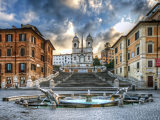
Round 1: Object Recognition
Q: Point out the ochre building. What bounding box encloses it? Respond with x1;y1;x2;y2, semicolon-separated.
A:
0;24;55;88
112;3;160;88
101;48;114;65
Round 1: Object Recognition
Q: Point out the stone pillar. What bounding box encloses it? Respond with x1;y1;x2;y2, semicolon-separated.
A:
26;76;33;88
1;80;6;89
114;79;119;87
35;80;40;88
50;79;55;88
13;75;18;88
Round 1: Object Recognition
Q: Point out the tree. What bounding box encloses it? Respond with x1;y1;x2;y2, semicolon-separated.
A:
104;42;111;64
93;58;100;66
105;59;114;70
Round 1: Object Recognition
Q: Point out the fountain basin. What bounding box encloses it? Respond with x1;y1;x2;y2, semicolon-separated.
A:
59;98;117;108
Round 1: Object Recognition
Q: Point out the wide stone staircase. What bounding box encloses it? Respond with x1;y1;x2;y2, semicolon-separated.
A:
55;73;112;87
40;72;71;87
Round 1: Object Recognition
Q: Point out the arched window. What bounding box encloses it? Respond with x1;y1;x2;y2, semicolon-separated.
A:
20;48;25;56
74;43;77;48
88;42;91;46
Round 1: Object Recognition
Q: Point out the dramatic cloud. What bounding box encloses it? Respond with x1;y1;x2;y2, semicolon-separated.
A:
0;0;158;56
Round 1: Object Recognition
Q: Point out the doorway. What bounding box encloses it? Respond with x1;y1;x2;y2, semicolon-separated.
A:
148;76;153;87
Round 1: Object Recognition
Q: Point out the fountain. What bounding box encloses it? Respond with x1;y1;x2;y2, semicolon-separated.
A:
3;87;154;108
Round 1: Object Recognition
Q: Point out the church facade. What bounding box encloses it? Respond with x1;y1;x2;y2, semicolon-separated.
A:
53;34;106;73
72;34;93;65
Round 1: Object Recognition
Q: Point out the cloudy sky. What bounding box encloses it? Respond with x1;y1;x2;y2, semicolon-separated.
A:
0;0;158;57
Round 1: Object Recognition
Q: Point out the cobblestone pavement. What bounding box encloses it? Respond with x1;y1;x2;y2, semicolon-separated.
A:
0;89;160;120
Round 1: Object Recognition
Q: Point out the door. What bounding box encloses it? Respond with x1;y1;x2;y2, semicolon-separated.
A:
148;76;153;87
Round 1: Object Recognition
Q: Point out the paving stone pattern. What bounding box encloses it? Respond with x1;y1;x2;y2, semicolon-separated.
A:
0;90;160;120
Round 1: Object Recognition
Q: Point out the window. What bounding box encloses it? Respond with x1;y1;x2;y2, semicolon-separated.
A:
148;27;152;36
115;47;118;54
19;63;26;73
5;63;12;73
128;51;130;60
31;64;36;71
6;34;12;42
74;57;76;60
120;43;122;50
128;66;130;72
20;48;25;56
148;61;153;67
31;36;36;44
132;52;135;58
148;43;153;53
135;31;139;40
137;62;140;69
0;49;1;56
136;46;140;55
128;39;130;46
88;42;91;47
19;34;26;41
120;54;122;62
120;67;122;73
32;50;35;57
7;49;11;56
20;77;25;85
6;77;11;84
116;56;118;64
41;55;44;62
0;34;1;42
74;43;76;48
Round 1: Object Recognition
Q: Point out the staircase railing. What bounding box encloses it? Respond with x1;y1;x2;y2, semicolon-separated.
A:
108;71;146;89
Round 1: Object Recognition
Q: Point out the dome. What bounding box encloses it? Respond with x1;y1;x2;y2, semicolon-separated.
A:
86;34;93;41
73;34;79;41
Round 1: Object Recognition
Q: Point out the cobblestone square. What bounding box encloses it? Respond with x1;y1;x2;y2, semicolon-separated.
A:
0;90;160;120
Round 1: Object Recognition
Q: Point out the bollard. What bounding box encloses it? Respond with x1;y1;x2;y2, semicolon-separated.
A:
132;84;136;91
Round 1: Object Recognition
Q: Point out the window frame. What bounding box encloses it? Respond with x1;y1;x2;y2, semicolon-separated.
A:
6;34;12;42
147;42;154;53
19;63;26;73
7;48;12;56
148;27;153;36
135;31;139;41
19;34;26;41
5;63;12;73
136;45;140;56
148;60;153;67
20;48;25;56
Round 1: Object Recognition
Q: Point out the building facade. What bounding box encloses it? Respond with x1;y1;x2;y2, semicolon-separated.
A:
72;34;93;64
0;24;55;88
53;54;72;66
112;3;160;88
101;48;114;65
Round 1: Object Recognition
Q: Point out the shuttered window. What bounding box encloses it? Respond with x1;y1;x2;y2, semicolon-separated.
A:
19;63;26;73
19;34;26;41
20;48;25;56
5;63;12;73
6;34;12;42
7;49;11;56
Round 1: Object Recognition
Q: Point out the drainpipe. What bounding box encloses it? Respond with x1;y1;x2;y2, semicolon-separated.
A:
14;31;17;75
44;42;46;78
156;22;159;89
